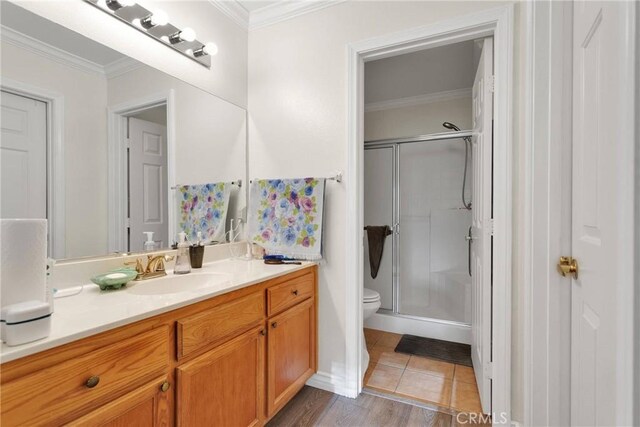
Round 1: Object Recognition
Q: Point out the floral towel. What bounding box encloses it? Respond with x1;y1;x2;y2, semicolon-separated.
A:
249;178;325;260
177;182;231;244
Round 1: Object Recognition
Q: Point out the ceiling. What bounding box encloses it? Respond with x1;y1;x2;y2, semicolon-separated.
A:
364;40;477;105
1;1;127;67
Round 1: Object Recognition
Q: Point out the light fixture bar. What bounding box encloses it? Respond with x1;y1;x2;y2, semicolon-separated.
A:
83;0;212;68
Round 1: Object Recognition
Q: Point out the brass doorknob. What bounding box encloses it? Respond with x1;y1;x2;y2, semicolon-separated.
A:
85;375;100;388
271;322;278;328
160;381;170;392
557;256;578;279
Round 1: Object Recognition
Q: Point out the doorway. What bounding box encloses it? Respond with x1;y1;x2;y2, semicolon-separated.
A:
346;5;514;421
0;82;65;259
361;36;493;415
126;105;168;252
107;90;175;254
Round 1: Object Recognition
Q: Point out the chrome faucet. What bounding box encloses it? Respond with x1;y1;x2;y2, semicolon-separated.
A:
125;254;175;280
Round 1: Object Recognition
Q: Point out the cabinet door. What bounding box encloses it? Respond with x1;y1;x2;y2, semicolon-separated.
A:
176;326;265;427
267;298;316;416
68;376;171;427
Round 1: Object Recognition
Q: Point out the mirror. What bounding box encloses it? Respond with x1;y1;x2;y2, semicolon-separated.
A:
0;1;247;260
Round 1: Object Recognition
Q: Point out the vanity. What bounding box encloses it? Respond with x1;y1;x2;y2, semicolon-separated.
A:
0;260;317;426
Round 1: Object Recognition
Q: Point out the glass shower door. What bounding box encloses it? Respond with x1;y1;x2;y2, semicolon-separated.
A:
397;140;472;324
363;146;394;310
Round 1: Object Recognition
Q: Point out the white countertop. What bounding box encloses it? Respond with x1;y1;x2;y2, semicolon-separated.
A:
1;258;314;364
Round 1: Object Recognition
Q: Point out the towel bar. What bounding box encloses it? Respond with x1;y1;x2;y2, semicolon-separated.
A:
170;180;242;190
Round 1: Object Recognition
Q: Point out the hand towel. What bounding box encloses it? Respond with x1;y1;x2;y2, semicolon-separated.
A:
249;178;326;260
177;182;231;243
365;225;392;279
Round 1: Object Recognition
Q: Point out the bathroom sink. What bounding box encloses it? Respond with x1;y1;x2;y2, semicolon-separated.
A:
126;272;232;295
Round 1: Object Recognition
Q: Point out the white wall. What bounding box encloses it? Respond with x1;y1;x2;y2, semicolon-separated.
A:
1;41;109;258
365;97;472;141
12;0;248;108
248;1;526;421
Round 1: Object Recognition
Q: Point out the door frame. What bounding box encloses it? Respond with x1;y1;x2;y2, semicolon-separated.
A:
524;1;638;425
107;90;175;253
0;77;66;259
345;4;514;420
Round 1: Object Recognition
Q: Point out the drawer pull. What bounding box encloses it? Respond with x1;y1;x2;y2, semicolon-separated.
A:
85;375;100;389
271;321;278;329
292;289;299;296
160;381;171;392
260;329;266;336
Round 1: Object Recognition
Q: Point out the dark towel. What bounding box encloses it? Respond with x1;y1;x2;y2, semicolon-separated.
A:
365;225;392;279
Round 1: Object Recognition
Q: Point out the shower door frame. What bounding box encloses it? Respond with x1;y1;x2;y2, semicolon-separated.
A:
365;131;474;323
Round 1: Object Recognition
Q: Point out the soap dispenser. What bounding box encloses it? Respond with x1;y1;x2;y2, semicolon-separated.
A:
143;232;156;252
174;232;191;274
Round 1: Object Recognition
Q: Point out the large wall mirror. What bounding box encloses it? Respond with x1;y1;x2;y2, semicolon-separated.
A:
0;1;247;260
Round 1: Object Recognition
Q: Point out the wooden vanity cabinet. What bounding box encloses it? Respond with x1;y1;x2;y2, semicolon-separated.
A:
267;297;316;417
67;376;171;427
0;265;317;427
176;326;266;427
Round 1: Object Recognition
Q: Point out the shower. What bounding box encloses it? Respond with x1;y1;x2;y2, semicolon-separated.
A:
442;122;472;210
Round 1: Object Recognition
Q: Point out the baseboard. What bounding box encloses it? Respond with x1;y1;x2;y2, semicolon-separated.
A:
306;371;355;397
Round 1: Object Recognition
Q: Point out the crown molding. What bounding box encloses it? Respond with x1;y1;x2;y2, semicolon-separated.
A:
1;25;144;79
207;0;250;30
1;25;105;76
364;87;472;113
104;56;144;79
249;0;347;30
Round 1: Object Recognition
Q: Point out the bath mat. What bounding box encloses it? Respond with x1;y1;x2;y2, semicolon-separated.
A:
394;334;472;366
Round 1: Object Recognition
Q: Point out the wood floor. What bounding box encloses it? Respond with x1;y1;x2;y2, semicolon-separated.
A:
266;386;490;427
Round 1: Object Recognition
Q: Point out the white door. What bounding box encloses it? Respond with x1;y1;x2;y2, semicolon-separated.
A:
0;90;47;220
570;2;634;425
470;37;493;414
128;117;168;252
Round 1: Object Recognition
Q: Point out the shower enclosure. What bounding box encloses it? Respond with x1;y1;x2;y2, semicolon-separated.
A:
363;130;473;328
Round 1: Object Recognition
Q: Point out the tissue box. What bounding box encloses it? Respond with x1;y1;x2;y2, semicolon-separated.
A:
0;300;51;346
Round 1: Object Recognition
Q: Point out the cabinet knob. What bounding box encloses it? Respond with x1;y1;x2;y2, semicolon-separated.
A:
292;289;299;296
160;381;171;392
85;375;100;389
260;329;266;336
271;321;278;328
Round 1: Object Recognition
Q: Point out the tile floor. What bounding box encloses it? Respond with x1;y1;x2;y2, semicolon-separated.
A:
364;328;483;415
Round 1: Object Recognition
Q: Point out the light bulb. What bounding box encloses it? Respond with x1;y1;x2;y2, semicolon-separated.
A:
180;27;196;42
151;10;169;26
203;42;218;56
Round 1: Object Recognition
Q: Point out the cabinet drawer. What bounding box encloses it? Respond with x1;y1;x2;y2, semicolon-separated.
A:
1;327;169;427
177;291;265;359
267;273;314;316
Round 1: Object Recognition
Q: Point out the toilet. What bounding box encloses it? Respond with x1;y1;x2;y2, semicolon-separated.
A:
362;288;381;378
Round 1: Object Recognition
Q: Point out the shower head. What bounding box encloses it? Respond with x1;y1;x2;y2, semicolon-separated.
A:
442;121;461;132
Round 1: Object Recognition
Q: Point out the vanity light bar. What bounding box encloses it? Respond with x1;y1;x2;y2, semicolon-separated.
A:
83;0;214;68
